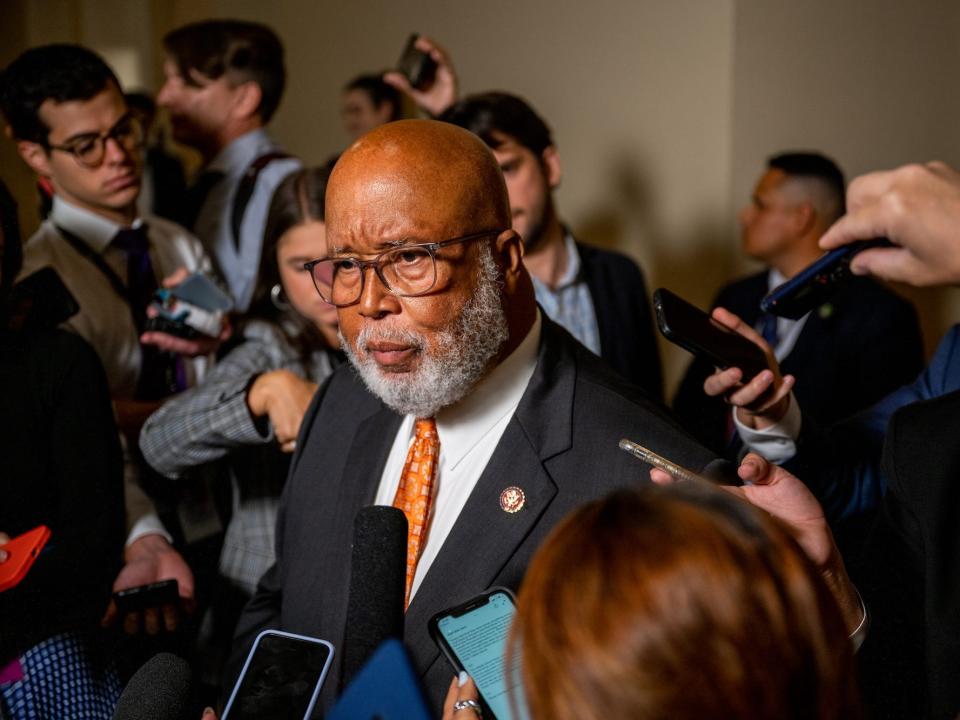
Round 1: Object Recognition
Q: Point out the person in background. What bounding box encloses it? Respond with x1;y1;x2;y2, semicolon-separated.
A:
442;92;663;398
125;91;186;222
158;19;302;312
0;43;224;638
673;152;922;456
139;164;342;685
0;178;125;719
341;73;404;139
702;160;960;717
444;458;864;720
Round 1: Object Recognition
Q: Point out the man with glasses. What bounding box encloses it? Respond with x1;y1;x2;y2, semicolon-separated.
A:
0;44;217;636
228;119;729;713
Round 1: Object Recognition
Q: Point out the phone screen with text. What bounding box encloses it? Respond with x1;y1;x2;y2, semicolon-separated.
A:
437;591;529;720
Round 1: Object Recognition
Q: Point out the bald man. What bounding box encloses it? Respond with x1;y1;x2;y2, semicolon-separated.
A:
228;120;727;711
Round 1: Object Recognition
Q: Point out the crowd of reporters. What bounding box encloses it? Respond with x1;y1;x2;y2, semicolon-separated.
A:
1;17;958;720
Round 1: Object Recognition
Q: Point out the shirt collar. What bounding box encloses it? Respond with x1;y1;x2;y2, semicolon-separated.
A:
435;310;542;471
767;268;787;292
207;128;274;175
553;230;582;290
50;195;144;254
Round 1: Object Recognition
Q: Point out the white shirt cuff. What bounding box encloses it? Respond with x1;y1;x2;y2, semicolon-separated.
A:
126;513;174;547
849;586;870;653
733;392;802;463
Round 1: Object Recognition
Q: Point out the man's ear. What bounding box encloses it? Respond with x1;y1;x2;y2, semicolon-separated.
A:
493;229;525;294
231;81;263;122
17;140;52;178
792;202;817;237
541;145;562;190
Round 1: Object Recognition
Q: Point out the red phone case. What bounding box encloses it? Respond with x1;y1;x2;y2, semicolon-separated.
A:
0;525;51;592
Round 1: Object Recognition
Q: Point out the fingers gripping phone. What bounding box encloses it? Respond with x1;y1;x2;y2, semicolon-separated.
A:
0;525;51;592
112;579;180;614
761;238;894;319
429;588;529;720
396;33;437;90
222;629;334;720
653;288;770;380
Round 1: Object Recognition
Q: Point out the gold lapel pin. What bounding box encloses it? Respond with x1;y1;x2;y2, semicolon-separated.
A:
499;486;526;513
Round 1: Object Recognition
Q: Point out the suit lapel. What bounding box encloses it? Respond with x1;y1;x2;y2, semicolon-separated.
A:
403;317;574;672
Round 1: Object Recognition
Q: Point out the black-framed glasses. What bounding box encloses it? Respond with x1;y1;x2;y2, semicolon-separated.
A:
47;113;145;168
304;230;503;307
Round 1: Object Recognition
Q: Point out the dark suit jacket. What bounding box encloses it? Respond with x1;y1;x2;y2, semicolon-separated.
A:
673;271;923;456
229;317;726;713
857;390;960;719
577;242;664;401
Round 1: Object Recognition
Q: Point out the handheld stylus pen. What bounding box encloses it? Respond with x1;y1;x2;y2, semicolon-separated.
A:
618;438;701;483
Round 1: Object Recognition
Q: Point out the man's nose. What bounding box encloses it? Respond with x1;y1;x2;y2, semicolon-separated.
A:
104;135;133;165
156;81;174;108
357;266;400;318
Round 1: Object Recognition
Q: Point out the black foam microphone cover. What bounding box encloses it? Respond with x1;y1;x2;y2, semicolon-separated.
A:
340;505;408;688
112;652;193;720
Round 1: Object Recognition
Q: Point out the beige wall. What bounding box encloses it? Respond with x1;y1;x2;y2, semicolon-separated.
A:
3;0;958;393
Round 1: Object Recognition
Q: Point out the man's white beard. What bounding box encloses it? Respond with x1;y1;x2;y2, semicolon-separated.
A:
340;244;510;418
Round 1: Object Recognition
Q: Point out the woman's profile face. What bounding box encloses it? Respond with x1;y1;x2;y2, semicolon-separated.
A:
276;220;339;334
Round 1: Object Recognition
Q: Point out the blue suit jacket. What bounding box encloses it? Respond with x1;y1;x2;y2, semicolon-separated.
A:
790;324;960;521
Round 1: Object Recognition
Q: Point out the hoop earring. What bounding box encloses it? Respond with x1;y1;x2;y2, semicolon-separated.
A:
270;283;290;310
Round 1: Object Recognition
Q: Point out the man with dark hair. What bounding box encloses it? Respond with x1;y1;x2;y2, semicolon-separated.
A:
0;43;218;633
158;20;301;311
441;92;663;399
341;73;404;139
673;151;923;456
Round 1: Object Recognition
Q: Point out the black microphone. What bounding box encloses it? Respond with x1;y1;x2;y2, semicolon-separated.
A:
340;505;408;689
112;652;193;720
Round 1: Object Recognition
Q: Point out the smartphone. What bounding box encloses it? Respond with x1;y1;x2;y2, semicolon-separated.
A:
147;272;232;338
429;588;529;720
653;288;769;380
760;238;894;319
113;579;180;614
222;629;335;720
5;267;79;332
0;525;51;592
397;33;437;90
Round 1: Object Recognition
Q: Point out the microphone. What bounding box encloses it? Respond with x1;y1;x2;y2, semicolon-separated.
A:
112;652;193;720
340;505;408;689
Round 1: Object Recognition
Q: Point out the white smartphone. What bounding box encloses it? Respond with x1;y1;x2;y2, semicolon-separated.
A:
222;629;335;720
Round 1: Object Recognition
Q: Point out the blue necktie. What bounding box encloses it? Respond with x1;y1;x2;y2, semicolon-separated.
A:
759;312;779;349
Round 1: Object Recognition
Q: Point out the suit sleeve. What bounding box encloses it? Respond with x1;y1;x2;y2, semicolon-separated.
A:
224;373;330;687
139;336;282;479
787;325;960;522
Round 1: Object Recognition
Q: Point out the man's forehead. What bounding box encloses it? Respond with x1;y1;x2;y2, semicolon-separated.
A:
39;85;126;140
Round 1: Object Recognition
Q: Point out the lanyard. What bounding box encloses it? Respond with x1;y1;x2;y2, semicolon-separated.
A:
56;225;138;306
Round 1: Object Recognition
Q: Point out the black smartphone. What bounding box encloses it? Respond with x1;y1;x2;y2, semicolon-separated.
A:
113;579;179;614
5;266;79;331
653;288;769;380
428;587;529;720
222;629;334;720
396;33;437;90
760;238;893;319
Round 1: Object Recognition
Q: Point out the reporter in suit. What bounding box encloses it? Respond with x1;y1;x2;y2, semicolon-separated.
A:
674;152;922;455
227;120;728;713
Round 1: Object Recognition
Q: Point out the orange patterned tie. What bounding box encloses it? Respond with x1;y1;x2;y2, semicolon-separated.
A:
392;417;440;607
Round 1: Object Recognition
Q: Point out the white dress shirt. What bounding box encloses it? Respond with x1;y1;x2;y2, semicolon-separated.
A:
374;312;542;601
193;128;301;312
